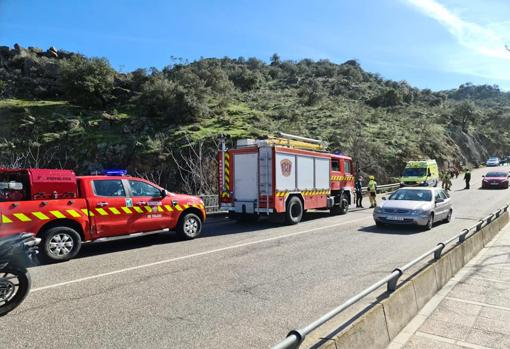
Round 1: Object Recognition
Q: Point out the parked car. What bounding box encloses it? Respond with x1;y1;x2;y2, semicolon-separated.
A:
482;171;510;189
0;168;206;262
486;157;501;167
373;187;452;230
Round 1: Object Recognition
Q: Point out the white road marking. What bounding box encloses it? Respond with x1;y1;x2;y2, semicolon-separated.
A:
32;216;369;292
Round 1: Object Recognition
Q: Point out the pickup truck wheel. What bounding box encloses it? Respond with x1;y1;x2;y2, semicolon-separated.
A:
177;213;202;240
285;196;303;225
40;227;81;263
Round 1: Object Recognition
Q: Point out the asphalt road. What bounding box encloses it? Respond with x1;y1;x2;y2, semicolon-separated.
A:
1;167;509;349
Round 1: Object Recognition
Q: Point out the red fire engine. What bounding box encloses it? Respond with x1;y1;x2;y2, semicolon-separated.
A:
0;168;206;262
218;133;355;224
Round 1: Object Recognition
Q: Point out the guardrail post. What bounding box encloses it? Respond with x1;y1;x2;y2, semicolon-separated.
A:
434;243;445;260
458;229;469;243
387;268;403;293
286;330;304;349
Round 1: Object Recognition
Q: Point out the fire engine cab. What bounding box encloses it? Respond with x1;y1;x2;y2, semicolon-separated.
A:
0;168;206;262
218;133;354;224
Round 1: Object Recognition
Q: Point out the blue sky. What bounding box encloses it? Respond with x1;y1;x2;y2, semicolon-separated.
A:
1;0;510;90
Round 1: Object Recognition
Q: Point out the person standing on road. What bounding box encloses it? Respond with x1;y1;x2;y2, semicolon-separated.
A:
368;175;378;208
464;168;471;189
355;175;363;208
441;171;446;189
444;172;452;191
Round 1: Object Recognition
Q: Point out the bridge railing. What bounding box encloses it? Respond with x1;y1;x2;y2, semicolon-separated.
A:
272;203;510;349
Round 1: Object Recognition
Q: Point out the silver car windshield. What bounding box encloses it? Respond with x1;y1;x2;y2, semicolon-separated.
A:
389;189;432;201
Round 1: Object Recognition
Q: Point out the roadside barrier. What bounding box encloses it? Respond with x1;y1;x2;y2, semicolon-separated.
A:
272;204;510;349
200;195;222;213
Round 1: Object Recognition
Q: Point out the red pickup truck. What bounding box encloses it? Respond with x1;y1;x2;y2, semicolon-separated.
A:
0;168;206;262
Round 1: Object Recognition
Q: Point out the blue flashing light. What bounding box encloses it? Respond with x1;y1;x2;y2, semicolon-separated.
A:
103;169;128;176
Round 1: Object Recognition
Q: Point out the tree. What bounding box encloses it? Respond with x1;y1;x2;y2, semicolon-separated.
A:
58;55;115;107
298;79;325;106
138;76;208;123
270;53;281;66
449;101;480;131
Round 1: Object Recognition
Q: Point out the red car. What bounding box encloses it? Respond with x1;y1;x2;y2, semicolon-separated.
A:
482;171;509;189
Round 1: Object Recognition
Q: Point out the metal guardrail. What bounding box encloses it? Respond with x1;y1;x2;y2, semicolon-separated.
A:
200;195;222;213
272;203;510;349
362;183;400;194
200;183;401;214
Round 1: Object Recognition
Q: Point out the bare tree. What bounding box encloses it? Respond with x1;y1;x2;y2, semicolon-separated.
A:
169;135;219;195
0;139;69;169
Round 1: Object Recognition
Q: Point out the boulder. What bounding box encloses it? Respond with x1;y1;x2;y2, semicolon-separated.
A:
48;46;58;58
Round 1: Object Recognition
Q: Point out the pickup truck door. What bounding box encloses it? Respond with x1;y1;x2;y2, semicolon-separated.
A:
88;179;132;237
126;179;174;233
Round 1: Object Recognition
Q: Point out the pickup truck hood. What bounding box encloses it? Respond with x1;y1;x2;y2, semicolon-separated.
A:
170;193;203;205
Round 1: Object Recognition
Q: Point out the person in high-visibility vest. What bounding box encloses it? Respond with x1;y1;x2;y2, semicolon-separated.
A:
368;175;378;208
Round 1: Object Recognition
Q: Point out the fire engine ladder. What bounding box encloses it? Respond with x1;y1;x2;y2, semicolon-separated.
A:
266;132;328;151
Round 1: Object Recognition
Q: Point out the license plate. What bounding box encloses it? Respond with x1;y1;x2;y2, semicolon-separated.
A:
386;216;404;221
491;183;499;185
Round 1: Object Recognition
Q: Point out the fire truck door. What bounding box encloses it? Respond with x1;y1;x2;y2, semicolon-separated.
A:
126;179;173;233
88;179;132;237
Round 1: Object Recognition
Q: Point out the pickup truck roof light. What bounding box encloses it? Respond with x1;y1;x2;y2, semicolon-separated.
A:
103;169;128;176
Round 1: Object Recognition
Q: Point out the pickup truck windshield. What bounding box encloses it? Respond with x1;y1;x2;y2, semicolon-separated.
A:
402;168;427;177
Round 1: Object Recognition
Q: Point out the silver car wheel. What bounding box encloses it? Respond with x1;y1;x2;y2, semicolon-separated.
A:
48;233;74;257
184;217;199;237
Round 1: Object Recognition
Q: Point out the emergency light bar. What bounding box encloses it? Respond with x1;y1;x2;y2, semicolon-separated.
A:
103;169;128;176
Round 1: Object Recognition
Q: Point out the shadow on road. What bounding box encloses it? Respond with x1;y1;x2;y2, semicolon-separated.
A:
358;224;424;235
72;210;350;260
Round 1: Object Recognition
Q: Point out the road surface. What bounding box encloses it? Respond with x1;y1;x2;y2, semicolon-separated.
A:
1;167;509;349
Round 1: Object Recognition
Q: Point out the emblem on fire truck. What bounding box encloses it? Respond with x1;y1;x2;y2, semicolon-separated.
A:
280;159;292;177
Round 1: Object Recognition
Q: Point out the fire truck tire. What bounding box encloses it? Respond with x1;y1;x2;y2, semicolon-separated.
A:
176;213;202;240
40;227;82;263
285;196;303;225
331;194;349;215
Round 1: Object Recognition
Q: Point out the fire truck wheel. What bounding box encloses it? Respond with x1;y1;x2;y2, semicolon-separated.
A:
177;213;202;240
285;196;303;225
40;227;82;262
331;194;349;215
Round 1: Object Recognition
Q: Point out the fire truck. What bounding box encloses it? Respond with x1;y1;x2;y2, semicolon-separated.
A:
0;168;206;262
218;133;355;224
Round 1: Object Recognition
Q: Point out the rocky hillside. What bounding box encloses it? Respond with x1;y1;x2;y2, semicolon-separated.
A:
1;44;509;193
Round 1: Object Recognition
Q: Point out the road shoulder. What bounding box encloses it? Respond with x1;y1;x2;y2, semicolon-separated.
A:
388;220;510;349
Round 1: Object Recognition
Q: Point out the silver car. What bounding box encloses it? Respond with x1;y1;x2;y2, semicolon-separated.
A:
373;187;452;230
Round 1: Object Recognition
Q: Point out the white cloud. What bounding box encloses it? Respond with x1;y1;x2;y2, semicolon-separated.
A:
406;0;510;60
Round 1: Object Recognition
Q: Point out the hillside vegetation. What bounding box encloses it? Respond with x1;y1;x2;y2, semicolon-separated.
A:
1;44;510;193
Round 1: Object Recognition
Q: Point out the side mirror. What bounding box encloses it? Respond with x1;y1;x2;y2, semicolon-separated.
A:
382;197;387;200
435;198;444;204
482;175;485;178
160;189;167;198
